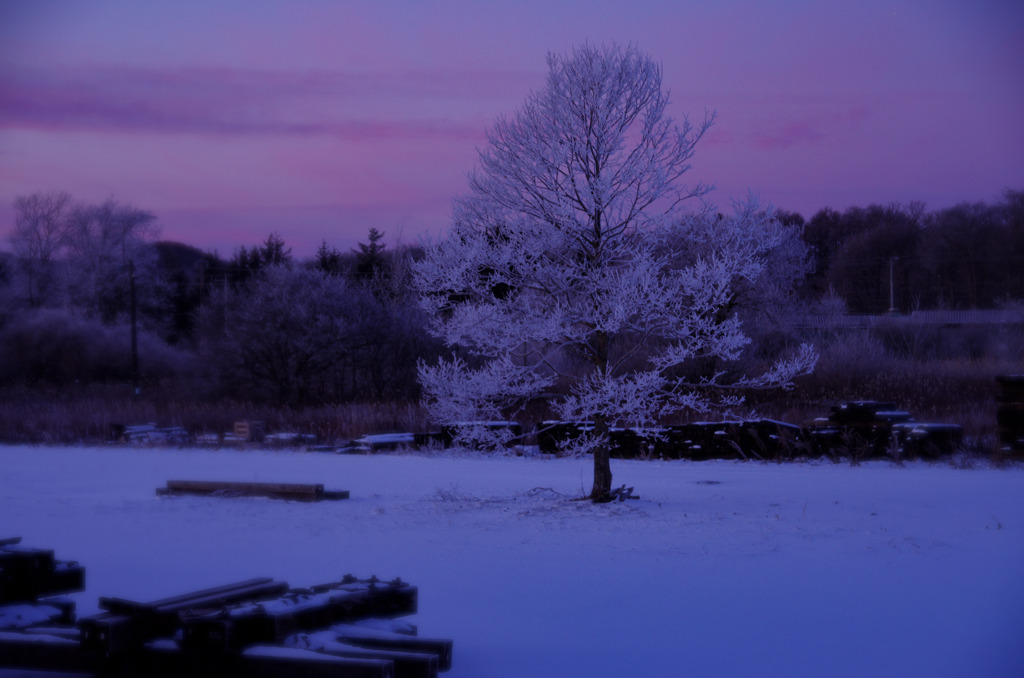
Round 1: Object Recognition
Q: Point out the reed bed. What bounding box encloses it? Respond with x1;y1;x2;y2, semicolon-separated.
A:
0;354;1013;454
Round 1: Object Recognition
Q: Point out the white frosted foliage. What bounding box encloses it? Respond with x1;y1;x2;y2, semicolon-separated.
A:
414;44;816;495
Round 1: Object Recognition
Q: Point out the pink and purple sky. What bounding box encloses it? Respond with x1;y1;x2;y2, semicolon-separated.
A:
2;0;1022;256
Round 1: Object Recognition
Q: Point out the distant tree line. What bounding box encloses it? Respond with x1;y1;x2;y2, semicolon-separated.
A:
792;189;1024;313
0;192;440;404
1;189;1021;405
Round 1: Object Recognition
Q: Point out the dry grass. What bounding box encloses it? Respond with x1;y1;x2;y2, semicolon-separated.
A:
749;357;1006;448
0;383;430;445
0;356;1014;455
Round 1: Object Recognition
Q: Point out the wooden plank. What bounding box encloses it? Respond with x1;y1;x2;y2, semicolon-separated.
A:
1;561;84;603
241;645;394;678
0;542;81;603
154;580;291;614
0;546;55;575
165;480;321;495
0;600;76;630
158;480;348;502
181;579;417;654
0;631;91;673
46;562;86;598
288;634;437;678
234;420;266;442
19;625;81;641
84;579;290;657
136;641;397;678
99;577;286;615
78;614;138;657
4;574;449;678
331;625;452;672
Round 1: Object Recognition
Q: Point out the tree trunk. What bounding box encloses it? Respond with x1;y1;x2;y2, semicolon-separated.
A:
589;414;612;501
589;329;613;502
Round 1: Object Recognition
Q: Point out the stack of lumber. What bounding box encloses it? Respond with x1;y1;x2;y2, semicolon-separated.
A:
1;539;452;678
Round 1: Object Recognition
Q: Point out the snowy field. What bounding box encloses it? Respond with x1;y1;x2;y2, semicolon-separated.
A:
2;445;1024;677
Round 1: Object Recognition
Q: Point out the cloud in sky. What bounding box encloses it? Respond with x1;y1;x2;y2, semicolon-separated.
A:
1;0;1022;255
1;66;495;141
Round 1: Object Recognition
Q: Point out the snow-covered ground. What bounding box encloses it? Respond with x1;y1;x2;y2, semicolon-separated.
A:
2;445;1023;677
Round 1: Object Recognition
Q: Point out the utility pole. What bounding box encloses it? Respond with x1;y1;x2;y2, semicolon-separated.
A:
888;256;899;315
129;259;140;400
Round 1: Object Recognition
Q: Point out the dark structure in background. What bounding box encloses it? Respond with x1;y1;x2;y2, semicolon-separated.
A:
996;376;1024;453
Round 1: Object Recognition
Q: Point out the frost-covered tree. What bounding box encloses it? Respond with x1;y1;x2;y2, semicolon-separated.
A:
414;43;816;500
8;191;75;308
64;198;162;324
199;266;352;405
198;265;435;405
